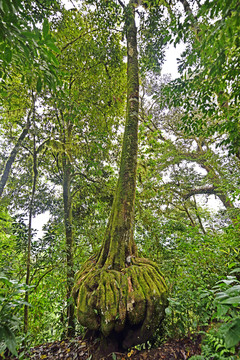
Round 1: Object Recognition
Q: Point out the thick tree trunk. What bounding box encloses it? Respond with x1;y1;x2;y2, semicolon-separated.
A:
0;116;31;199
62;128;75;338
72;1;168;351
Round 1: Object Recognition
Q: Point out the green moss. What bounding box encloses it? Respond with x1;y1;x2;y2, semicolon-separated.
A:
73;260;168;345
101;274;116;336
126;266;146;325
115;272;127;332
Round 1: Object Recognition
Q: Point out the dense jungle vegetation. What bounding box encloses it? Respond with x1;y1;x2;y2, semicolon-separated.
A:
0;0;239;359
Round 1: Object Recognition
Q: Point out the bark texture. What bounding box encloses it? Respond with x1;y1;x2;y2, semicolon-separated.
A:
24;127;37;334
73;1;168;349
0;115;31;199
62;121;75;337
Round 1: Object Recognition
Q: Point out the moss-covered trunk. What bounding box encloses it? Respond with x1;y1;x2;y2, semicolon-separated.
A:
73;1;168;351
62;122;75;338
97;2;139;270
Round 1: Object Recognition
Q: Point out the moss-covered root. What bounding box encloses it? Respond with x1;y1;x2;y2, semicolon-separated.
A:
122;264;168;348
72;257;168;347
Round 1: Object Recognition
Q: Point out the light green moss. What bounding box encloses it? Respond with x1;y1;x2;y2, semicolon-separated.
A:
73;261;168;342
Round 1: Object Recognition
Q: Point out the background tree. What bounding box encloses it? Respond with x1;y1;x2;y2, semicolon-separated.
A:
0;77;34;199
37;7;126;338
139;74;240;225
162;0;240;159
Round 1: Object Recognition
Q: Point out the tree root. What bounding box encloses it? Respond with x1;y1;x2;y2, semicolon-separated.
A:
72;256;168;348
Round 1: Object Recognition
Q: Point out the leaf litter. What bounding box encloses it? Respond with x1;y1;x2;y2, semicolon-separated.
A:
2;334;202;360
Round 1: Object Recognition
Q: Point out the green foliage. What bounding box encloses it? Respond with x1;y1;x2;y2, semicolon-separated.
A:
0;324;17;357
0;274;31;356
0;0;61;91
211;270;240;350
138;6;169;73
162;267;240;359
200;328;236;359
162;0;240;156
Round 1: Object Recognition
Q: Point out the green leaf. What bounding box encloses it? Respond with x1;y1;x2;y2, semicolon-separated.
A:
43;19;49;39
0;276;13;285
36;77;42;93
12;0;21;12
0;325;17;356
0;342;7;355
42;47;59;66
21;30;39;40
220;296;240;305
14;300;31;306
225;285;240;294
4;47;12;63
46;40;61;54
219;279;236;285
230;268;240;274
18;40;31;58
224;318;240;348
216;304;229;318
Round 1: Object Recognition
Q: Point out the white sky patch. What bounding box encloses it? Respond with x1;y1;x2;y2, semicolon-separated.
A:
63;0;76;10
197;194;225;212
161;43;185;79
32;211;50;238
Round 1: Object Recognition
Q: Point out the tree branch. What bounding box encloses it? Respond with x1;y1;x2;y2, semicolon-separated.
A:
182;186;217;200
193;195;206;234
60;29;99;53
117;0;125;8
182;186;234;209
32;265;59;292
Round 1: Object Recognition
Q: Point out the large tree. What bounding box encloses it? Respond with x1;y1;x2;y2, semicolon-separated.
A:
138;74;240;224
72;0;168;352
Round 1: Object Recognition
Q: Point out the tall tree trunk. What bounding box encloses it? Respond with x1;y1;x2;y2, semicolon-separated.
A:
97;0;139;270
0;114;31;199
62;123;75;338
24;125;37;334
72;1;168;352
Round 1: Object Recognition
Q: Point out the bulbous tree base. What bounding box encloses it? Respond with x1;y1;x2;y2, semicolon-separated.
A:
72;256;168;349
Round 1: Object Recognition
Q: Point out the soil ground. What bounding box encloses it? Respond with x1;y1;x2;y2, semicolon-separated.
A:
11;334;202;360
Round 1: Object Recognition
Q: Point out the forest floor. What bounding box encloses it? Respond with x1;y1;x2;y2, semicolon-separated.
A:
17;334;202;360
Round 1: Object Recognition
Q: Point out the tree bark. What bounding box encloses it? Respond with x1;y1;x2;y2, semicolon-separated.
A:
0;114;31;199
24;124;37;334
62;122;75;338
97;0;139;270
